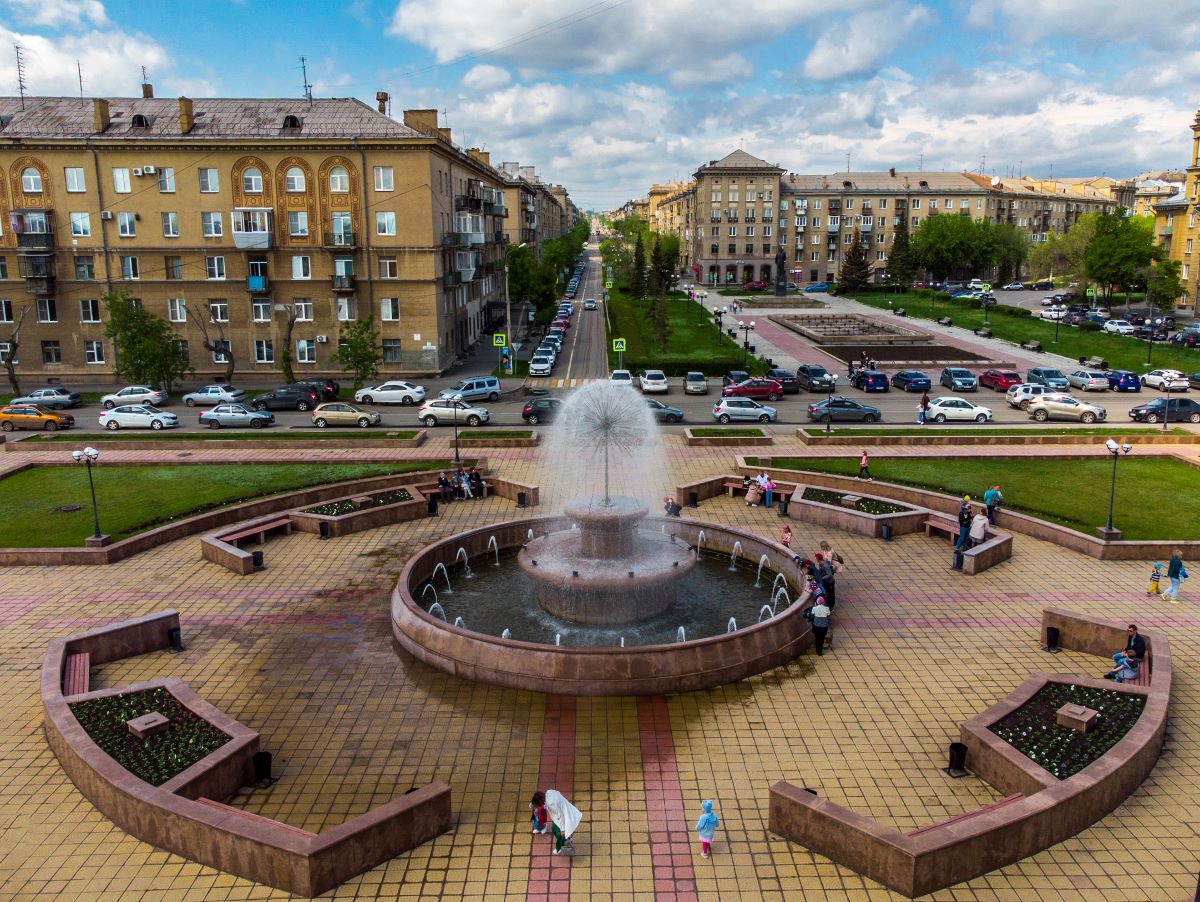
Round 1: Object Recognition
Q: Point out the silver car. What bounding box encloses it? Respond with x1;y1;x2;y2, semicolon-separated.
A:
1066;370;1110;392
98;405;179;430
354;381;426;405
712;398;777;424
416;398;490;427
101;385;168;408
198;403;274;429
182;385;245;406
1027;393;1106;423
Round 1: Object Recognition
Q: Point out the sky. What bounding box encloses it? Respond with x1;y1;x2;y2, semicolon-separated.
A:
3;0;1199;210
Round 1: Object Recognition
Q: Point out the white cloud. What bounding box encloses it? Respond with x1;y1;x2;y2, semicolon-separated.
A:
461;64;512;91
967;0;1200;48
4;0;109;29
667;53;753;88
803;5;933;80
2;24;171;96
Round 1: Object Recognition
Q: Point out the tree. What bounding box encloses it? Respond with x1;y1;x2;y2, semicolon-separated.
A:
837;229;871;293
648;296;670;351
911;213;977;280
630;233;647;299
103;291;191;391
647;238;664;297
885;213;916;291
331;319;382;391
1;302;31;395
1146;258;1183;313
1084;212;1160;299
186;301;236;385
657;233;681;291
1028;212;1099;279
991;224;1029;285
278;305;300;383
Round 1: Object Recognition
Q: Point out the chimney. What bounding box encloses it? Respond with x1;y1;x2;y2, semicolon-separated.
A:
889;167;896;177
402;108;439;136
142;82;154;99
178;97;195;134
92;98;110;133
436;127;452;143
467;148;491;167
375;91;389;114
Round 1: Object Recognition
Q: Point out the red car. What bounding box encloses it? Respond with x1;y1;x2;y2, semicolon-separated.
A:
553;316;571;329
979;369;1023;391
721;378;784;401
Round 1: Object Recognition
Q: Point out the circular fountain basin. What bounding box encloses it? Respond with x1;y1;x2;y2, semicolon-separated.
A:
391;516;813;696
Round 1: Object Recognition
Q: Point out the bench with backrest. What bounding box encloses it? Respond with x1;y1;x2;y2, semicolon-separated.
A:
415;477;489;500
194;797;317;838
924;516;1012;574
924;517;958;540
724;479;800;498
1084;355;1108;369
217;517;293;548
63;652;90;696
905;793;1025;837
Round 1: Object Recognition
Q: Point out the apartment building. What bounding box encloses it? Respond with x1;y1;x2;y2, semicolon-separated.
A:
1151;110;1200;313
498;162;572;257
0;92;562;385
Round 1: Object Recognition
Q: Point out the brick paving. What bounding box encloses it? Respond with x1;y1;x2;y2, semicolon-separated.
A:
1;432;1199;900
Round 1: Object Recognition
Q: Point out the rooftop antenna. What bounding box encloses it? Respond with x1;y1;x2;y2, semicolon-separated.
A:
846;151;851;172
918;152;924;172
14;44;28;110
299;55;313;105
141;65;149;87
76;60;84;103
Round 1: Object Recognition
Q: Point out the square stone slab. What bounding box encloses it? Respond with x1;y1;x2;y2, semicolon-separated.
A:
127;712;169;739
1056;703;1098;733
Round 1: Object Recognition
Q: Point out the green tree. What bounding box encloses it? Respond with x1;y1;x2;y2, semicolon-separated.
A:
630;233;647;299
331;319;382;391
911;213;977;280
1146;258;1183;313
885;212;916;291
991;224;1029;285
1083;212;1160;299
837;229;871;293
103;291;191;390
657;233;681;292
1;302;31;395
1028;212;1098;280
648;238;664;297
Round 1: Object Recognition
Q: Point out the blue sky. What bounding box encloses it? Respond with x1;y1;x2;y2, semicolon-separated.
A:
3;0;1198;209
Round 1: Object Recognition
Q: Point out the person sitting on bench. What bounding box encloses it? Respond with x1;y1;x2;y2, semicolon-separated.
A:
1104;649;1140;683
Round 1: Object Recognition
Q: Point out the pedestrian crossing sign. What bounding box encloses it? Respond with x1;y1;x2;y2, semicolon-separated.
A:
605;280;613;289
493;333;507;347
1086;288;1096;297
981;283;990;292
612;338;626;352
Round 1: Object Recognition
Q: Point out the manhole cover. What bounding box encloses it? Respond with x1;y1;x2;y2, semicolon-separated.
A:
58;504;83;513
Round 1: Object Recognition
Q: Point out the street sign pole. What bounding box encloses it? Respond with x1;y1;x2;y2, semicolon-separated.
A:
493;333;507;375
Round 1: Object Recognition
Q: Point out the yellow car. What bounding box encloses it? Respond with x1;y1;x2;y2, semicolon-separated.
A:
311;402;382;428
0;404;75;431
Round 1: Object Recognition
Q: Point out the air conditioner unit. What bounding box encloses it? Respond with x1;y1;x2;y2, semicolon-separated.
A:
316;335;328;343
143;165;156;175
132;168;143;177
100;211;113;220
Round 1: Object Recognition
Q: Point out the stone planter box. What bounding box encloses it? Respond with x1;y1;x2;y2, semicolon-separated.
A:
684;428;773;446
790;489;927;540
5;431;428;452
796;429;1200;446
290;489;426;538
455;432;539;448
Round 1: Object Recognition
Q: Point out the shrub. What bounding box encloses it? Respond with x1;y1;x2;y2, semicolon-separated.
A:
993;304;1031;318
1079;321;1102;332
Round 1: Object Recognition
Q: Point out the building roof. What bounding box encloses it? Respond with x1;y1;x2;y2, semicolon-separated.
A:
1154;190;1190;210
0;96;423;139
697;149;782;173
785;171;990;192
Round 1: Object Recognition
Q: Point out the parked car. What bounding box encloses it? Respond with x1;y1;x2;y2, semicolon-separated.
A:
795;364;835;391
940;282;965;293
1031;280;1054;291
10;387;81;409
416;398;490;426
722;378;784;401
1129;397;1200;423
639;370;670;393
890;370;932;392
536;344;558;365
721;370;750;387
311;402;381;428
439;376;501;402
939;367;978;392
1066;370;1110;392
521;397;563;424
1027;394;1106;424
806;397;881;423
529;356;553;377
645;398;684;423
764;368;800;394
1103;319;1136;335
805;282;830;292
968;279;984;290
683;372;709;394
1105;370;1142;392
1141;369;1189;391
979;369;1022;392
610;369;635;387
852;370;889;392
100;385;167;409
1026;368;1070;390
1190;372;1200;391
1006;383;1054;409
1040;296;1057;306
198;403;274;429
98;405;179;430
296;378;339;401
712;397;776;424
1040;307;1066;320
926;397;993;423
251;384;322;411
182;385;245;407
1132;325;1169;342
0;405;74;431
1169;331;1200;348
354;381;425;405
1001;282;1024;291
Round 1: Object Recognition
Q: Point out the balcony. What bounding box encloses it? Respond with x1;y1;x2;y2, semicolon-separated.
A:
493;230;507;244
232;211;272;249
466;231;486;246
247;274;270;293
483;202;508;216
455;195;483;213
323;231;357;249
23;275;56;295
331;274;356;292
16;230;54;251
826;221;840;231
442;232;469;247
443;271;463;288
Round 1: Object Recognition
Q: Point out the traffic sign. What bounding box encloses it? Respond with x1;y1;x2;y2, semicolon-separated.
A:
612;338;626;352
1086;287;1096;297
981;283;991;292
511;343;522;352
493;333;507;347
605;280;613;289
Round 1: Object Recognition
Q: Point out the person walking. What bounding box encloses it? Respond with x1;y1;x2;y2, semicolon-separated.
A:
806;596;832;655
919;391;931;425
694;800;720;859
983;485;1003;525
763;478;777;509
1162;550;1187;603
955;497;973;552
1146;562;1163;597
545;789;582;856
857;450;873;480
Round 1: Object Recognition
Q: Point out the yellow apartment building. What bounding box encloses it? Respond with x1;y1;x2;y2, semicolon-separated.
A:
1151;111;1200;312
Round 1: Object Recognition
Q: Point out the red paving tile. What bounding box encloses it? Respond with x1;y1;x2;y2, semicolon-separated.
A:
527;695;576;902
638;696;698;902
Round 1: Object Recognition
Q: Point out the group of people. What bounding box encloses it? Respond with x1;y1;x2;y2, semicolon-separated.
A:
529;791;720;859
782;535;842;656
955;495;993;552
743;471;779;508
1147;551;1188;603
436;467;485;502
1105;624;1147;683
849;350;879;379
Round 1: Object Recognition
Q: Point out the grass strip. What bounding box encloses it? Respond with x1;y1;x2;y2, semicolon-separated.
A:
806;426;1189;437
689;427;766;437
30;430;420;442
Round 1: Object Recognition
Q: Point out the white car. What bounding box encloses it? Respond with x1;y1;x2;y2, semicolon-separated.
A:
354;381;426;405
98;405;179;430
968;279;984;290
1006;383;1055;410
1104;319;1135;335
182;385;245;407
416;399;490;427
610;369;635;387
1039;307;1065;320
1040;296;1056;306
925;397;993;423
529;356;553;377
1141;369;1189;391
639;370;670;393
100;385;168;409
584;298;597;310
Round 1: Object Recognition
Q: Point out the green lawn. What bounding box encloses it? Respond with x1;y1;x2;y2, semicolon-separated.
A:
851;290;1200;374
458;429;532;439
690;427;766;437
0;461;444;547
756;455;1200;540
32;430;419;442
805;426;1189;437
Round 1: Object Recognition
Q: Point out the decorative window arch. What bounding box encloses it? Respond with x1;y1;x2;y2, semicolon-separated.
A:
329;166;349;193
242;167;263;193
285;167;306;192
275;158;318;247
230;156;272;212
282;115;302;129
131;114;151;128
21;167;42;193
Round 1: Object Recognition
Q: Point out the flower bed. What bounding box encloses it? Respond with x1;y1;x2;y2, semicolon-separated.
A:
301;488;413;516
802;486;910;515
989;682;1145;779
69;686;232;786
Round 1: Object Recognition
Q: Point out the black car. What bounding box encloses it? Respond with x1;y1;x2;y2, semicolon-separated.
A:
721;370;750;387
296;378;339;401
806;397;882;423
1129;397;1200;423
890;370;932;392
764;368;800;393
1032;280;1054;291
795;364;834;391
521;397;564;425
1132;326;1169;342
1191;372;1200;391
251;384;322;411
1170;332;1200;348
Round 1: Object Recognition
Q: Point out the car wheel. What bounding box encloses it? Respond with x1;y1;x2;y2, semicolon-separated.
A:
253;402;268;411
1081;412;1097;424
718;414;731;424
488;392;499;402
401;395;416;405
207;420;221;429
767;392;780;402
1187;412;1200;423
185;398;196;407
665;414;678;424
1033;409;1048;421
250;419;264;429
758;414;771;424
467;415;482;426
44;421;57;431
975;414;988;423
357;417;371;428
151;420;163;430
1145;413;1159;423
527;414;540;425
0;422;11;432
934;414;947;423
103;400;115;409
423;416;438;427
863;414;877;424
314;418;328;428
1019;400;1031;410
361;395;374;404
297;401;310;412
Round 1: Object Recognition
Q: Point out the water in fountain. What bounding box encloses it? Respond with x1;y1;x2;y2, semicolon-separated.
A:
421;584;439;606
501;628;512;639
755;554;770;587
771;572;789;597
676;626;686;642
727;617;738;633
729;541;743;571
428;602;448;621
772;587;790;613
487;536;500;567
453;616;465;628
431;563;451;594
758;605;774;623
455;547;474;578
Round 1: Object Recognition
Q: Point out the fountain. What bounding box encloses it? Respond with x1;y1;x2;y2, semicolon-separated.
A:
431;563;451;594
455;547;474;579
729;541;743;571
755;554;770;587
487;536;499;567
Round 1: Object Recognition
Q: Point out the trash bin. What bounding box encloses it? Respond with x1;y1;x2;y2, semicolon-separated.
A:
687;491;699;508
777;497;790;517
517;491;528;509
318;521;331;540
251;550;265;570
1045;626;1060;651
880;523;892;541
252;751;272;783
427;496;439;517
167;627;183;651
947;742;968;775
952;551;964;570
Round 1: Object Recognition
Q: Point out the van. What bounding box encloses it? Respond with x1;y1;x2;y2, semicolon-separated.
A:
439;376;501;402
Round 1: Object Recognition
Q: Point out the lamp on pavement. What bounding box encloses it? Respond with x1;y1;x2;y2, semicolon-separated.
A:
1101;438;1132;538
451;393;464;464
738;320;756;368
71;446;102;540
825;373;839;434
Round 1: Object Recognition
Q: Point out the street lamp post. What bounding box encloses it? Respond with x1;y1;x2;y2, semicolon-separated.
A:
737;320;756;368
1163;377;1173;434
713;306;725;343
502;242;528;372
451;393;464;464
1102;438;1132;538
71;446;102;540
825;373;839;434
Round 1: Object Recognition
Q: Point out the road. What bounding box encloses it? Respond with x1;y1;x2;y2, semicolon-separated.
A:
526;245;610;385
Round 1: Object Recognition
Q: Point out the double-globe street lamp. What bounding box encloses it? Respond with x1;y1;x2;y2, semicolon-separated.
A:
713;306;727;344
737;320;756;368
451;393;464;464
1102;438;1132;538
824;373;840;434
71;446;102;540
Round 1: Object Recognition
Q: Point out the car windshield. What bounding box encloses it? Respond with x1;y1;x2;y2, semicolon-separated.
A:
950;370;969;377
809;367;828;376
686;374;703;381
1042;370;1064;378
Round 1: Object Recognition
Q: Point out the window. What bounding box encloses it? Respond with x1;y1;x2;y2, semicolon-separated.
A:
75;256;95;280
288;211;309;236
112;168;131;193
291;256;311;279
710;226;719;238
329;166;349;192
254;339;274;364
156;211;178;238
877;233;885;244
381;298;400;321
0;259;6;278
242;167;263;193
175;339;189;361
21;167;42;192
376;212;396;235
167;298;186;322
911;217;919;227
746;226;755;237
285;167;306;192
879;199;887;209
293;299;313;321
877;250;886;260
42;340;62;364
0;299;11;323
79;298;100;323
201;212;223;237
296;339;316;363
383;338;401;363
117;212;136;237
198;168;219;193
829;216;840;228
728;226;737;237
205;256;225;280
374;166;394;191
727;244;736;254
36;298;57;322
0;341;9;362
337;297;356;321
331;211;352;242
252;300;271;322
333;256;353;277
207;301;228;323
211;340;231;363
844;233;853;244
70;212;91;237
764;225;772;237
945;199;953;209
164;256;183;280
84;340;105;364
378;257;398;279
65;167;85;192
158;167;175;193
812;235;820;245
911;199;920;209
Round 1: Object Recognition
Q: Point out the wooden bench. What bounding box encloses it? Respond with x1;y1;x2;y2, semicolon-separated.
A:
725;479;800;498
1084;355;1108;369
905;793;1025;837
217;517;293;548
1124;652;1152;687
1020;340;1043;352
195;797;317;838
973;327;992;338
416;479;490;500
924;518;958;541
63;652;90;696
937;316;953;327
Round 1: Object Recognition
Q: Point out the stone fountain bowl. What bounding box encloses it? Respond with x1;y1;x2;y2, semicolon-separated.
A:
391;516;813;697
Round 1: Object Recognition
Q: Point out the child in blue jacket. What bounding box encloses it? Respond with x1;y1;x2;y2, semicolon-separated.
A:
694;799;720;858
